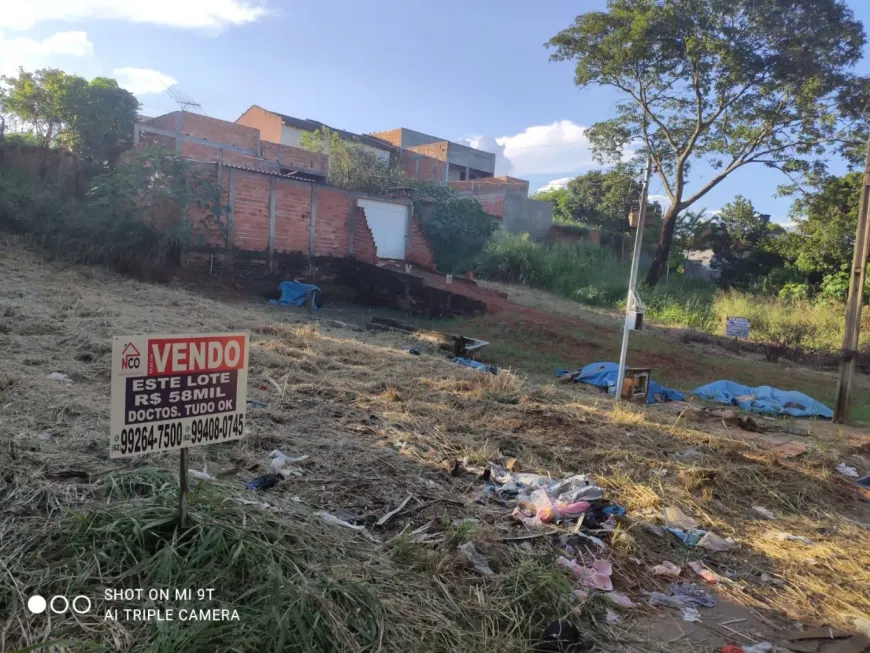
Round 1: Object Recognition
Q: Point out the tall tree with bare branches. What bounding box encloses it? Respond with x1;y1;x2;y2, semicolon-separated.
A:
548;0;869;286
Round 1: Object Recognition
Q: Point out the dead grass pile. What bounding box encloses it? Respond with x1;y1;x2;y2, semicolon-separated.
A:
1;237;869;652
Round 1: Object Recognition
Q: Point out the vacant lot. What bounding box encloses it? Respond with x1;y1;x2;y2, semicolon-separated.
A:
1;239;868;653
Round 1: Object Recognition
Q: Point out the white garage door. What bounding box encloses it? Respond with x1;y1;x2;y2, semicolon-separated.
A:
358;199;409;260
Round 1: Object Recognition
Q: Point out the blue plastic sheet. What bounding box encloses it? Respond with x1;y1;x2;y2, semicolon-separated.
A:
449;357;499;375
554;362;685;404
268;281;321;310
692;380;832;418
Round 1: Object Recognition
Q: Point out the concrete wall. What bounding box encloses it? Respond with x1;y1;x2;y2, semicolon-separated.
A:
503;193;553;241
445;142;494;174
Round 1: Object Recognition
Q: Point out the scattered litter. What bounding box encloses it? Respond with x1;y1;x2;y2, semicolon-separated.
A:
648;583;716;609
652;561;682;578
664;506;700;530
188;469;214;480
49;372;72;383
645;523;666;538
458;541;494;576
856;475;870;488
407;347;421;355
605;592;635;609
233;498;272;511
536;620;588;653
668;528;706;546
315;511;366;532
752;506;777;520
688;561;720;584
37;432;52;440
572;589;589;603
776;533;815;546
836;463;859;478
376;495;413;527
448;357;499;374
246;399;267;409
681;607;702;623
698;531;735;552
557;557;613;590
269;450;309;477
244;474;282;491
504;457;521;471
721;647;745;653
743;643;773;653
605;609;621;624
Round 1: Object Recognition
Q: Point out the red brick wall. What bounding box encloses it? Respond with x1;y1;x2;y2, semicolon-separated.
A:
475;195;505;218
407;142;448;162
272;179;310;253
236;105;282;143
180;113;259;151
230;171;270;251
370;129;403;147
313;187;353;257
261;140;328;176
399;150;444;182
405;217;435;269
353;207;377;264
448;177;529;194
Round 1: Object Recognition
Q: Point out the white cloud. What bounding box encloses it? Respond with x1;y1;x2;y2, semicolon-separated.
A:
0;30;93;76
1;1;269;32
113;67;176;95
538;177;572;192
457;135;514;176
498;120;599;176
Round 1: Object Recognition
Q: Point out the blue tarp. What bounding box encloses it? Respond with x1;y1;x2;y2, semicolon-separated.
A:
554;362;685;404
268;281;321;310
449;357;499;375
692;380;832;418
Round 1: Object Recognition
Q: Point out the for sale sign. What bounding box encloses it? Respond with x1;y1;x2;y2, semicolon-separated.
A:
110;333;249;458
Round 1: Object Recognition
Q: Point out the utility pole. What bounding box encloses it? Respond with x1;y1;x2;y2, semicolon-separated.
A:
833;135;870;423
616;157;653;401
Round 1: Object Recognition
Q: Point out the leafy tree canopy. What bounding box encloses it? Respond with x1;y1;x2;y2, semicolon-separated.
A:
710;195;784;287
532;167;661;230
0;67;139;170
548;0;869;287
787;171;863;276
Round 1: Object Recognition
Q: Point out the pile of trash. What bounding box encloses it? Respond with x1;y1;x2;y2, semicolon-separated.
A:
478;465;624;534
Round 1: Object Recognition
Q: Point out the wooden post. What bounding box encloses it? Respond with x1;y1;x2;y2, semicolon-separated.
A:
833;134;870;423
178;448;189;527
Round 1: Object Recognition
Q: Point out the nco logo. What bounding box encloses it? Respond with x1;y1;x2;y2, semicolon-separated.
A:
27;594;92;615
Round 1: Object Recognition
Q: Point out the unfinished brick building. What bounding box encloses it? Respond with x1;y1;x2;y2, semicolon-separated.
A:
133;112;489;315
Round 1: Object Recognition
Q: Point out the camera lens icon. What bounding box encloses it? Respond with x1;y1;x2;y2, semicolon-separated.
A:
27;595;91;615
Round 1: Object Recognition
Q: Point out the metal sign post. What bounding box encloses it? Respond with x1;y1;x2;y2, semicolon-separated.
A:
616;158;653;401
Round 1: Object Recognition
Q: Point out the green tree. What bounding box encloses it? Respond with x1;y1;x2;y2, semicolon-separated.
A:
299;127;407;194
787;172;863;277
710;196;783;287
565;166;659;230
531;186;573;223
669;207;711;269
0;67;139;171
548;0;868;287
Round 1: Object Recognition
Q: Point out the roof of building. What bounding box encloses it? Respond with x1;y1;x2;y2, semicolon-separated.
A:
271;111;394;151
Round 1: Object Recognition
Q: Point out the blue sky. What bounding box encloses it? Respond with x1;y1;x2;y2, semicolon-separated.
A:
3;0;869;223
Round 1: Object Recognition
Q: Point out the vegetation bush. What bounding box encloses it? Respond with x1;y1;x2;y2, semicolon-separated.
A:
0;146;219;272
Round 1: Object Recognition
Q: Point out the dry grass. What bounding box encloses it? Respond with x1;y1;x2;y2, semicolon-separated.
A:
1;237;869;652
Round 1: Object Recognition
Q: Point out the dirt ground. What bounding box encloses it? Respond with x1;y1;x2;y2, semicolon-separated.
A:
1;238;869;653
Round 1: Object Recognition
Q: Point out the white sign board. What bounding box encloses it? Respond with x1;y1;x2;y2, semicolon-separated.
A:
110;333;249;458
724;317;750;339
